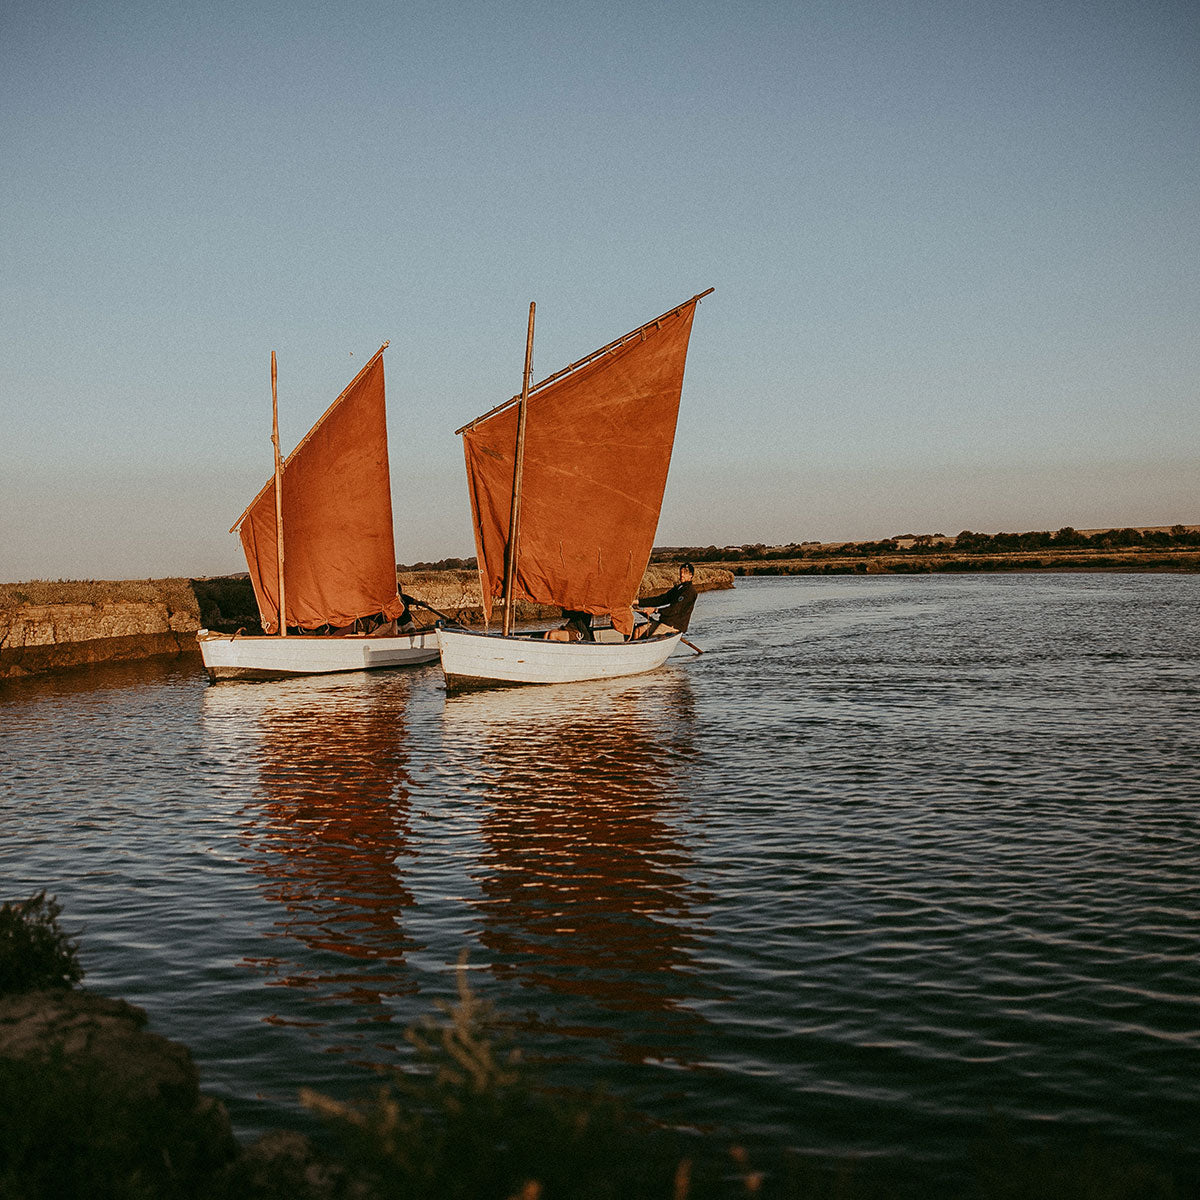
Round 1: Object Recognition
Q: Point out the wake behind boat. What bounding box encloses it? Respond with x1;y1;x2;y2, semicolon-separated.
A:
198;343;439;682
440;290;712;692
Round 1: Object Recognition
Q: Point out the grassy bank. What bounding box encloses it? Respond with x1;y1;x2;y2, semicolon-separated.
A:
0;578;201;611
0;564;734;677
0;565;735;634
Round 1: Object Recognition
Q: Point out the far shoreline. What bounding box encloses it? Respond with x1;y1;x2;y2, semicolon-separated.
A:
3;524;1197;679
0;563;733;680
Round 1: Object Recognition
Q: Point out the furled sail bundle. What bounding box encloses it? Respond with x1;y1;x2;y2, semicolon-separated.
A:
460;296;703;623
234;347;407;634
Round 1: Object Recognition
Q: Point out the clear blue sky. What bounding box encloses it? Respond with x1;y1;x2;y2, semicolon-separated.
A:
2;0;1196;580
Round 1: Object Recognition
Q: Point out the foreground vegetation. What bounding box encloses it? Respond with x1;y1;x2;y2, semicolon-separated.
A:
0;896;1188;1200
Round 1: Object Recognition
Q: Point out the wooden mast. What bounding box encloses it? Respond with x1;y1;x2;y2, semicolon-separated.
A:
270;350;287;637
501;302;535;637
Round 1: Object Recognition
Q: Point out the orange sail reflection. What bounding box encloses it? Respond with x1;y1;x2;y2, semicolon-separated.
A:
442;671;708;1064
224;676;421;1011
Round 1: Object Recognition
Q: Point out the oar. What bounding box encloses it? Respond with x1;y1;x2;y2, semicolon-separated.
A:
635;612;703;655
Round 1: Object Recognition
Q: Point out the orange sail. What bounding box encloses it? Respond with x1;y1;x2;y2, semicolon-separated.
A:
460;294;706;623
235;347;406;634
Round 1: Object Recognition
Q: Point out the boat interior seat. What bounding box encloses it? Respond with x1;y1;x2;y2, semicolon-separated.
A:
592;628;626;643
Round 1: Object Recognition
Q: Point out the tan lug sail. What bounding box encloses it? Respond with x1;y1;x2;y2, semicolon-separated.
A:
233;345;408;634
459;290;711;625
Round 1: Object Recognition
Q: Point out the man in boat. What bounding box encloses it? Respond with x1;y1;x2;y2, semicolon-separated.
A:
364;592;421;637
544;610;594;642
632;563;697;639
544;604;636;642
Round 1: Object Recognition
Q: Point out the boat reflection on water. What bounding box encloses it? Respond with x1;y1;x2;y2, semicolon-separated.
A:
441;667;710;1068
203;674;422;1017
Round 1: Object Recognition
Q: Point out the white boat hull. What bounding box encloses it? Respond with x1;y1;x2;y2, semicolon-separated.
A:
437;627;682;691
197;629;440;682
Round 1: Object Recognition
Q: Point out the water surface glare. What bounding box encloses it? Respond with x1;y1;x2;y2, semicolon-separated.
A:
2;574;1198;1191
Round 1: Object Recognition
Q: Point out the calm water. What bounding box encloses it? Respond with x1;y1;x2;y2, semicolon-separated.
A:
2;574;1198;1191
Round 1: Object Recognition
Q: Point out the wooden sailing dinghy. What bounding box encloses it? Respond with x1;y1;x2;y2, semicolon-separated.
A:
438;289;712;691
198;343;439;681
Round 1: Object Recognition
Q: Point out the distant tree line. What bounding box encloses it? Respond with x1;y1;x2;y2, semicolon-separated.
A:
397;528;1198;574
950;525;1199;553
651;525;1200;563
398;556;478;571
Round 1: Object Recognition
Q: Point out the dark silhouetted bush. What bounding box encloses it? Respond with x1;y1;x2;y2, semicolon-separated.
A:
0;892;82;995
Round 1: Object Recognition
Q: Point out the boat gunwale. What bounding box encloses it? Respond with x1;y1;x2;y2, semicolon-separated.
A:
197;628;438;643
436;627;680;647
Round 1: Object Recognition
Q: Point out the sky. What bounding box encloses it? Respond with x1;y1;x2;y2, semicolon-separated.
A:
1;0;1197;580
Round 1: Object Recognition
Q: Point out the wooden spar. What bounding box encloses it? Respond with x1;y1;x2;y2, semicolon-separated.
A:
270;351;287;637
455;289;713;435
230;341;390;533
501;302;535;637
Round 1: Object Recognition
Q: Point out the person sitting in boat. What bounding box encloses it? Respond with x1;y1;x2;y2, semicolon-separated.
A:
544;609;593;642
398;592;420;631
632;563;697;639
367;593;420;637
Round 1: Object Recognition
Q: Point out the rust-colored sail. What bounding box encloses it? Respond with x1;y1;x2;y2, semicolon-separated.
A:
460;295;704;623
236;347;406;634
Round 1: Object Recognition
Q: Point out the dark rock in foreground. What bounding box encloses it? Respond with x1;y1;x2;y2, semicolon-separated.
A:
0;988;240;1198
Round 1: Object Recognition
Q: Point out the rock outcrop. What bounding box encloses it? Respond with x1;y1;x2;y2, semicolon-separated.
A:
0;988;238;1195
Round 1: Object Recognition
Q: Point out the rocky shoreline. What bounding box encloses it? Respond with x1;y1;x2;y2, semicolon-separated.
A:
0;565;734;680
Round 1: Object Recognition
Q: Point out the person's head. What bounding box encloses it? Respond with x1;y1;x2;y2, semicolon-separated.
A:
680;562;694;582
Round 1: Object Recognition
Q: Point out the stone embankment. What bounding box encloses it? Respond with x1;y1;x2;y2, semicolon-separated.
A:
0;600;201;677
0;565;734;679
0;578;206;679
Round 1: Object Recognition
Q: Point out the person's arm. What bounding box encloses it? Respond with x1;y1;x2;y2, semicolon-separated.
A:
637;584;677;610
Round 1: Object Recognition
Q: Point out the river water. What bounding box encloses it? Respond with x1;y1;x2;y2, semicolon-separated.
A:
2;574;1198;1192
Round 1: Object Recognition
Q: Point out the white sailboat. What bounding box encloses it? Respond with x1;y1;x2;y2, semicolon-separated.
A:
438;290;712;692
198;343;439;681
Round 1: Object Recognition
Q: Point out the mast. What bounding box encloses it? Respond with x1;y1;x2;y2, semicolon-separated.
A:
270;350;287;637
501;302;535;637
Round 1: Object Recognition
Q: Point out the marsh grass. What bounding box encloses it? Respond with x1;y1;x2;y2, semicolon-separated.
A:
298;955;813;1200
0;578;200;611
